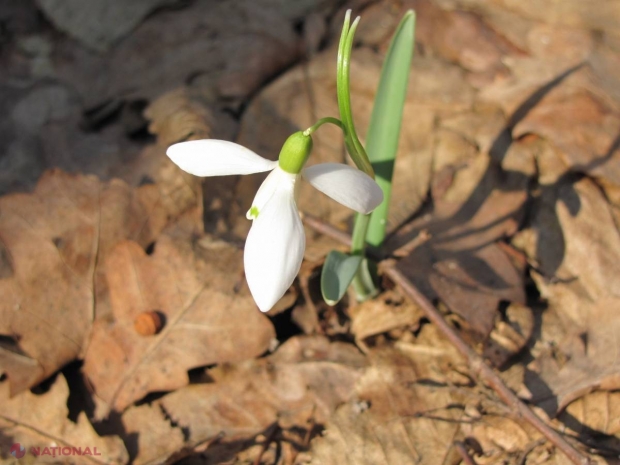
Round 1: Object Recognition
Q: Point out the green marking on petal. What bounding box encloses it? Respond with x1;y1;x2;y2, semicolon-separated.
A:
248;205;260;219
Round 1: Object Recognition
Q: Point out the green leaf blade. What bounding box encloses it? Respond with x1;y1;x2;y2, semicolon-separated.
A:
366;11;416;247
321;251;363;305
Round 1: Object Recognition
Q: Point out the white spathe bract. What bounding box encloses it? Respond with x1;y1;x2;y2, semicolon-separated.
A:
166;139;383;312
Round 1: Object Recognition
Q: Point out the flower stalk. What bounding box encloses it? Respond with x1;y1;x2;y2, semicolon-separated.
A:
303;117;343;136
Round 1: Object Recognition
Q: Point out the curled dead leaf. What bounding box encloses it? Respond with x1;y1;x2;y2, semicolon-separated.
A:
144;88;214;147
349;289;423;343
483;303;534;368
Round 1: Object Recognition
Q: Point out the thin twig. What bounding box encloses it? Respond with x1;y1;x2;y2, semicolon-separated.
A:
302;215;594;465
253;423;279;465
289;407;317;464
383;264;592;465
300;213;352;247
454;441;477;465
393;229;431;257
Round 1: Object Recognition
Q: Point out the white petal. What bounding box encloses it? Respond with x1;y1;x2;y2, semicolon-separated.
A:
302;163;384;214
244;174;305;312
246;166;298;219
167;139;277;177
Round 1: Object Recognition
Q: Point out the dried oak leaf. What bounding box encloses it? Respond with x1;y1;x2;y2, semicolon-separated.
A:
392;146;528;339
517;178;620;327
120;335;365;465
0;82;149;195
386;99;531;342
51;0;305;108
303;326;470;465
561;391;620;455
36;0;175;52
0;374;128;465
460;0;620;33
359;1;522;75
302;326;593;465
83;221;275;417
349;289;424;343
144;87;215;147
483;302;534;368
513;90;620;185
514;179;620;413
481;56;620;185
0;170;176;395
120;403;185;465
529;300;620;415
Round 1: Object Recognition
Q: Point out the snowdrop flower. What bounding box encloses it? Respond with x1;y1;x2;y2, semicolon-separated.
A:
167;132;383;311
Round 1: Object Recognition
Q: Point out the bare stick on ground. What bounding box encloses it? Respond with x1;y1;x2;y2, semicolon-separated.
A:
454;441;477;465
302;214;594;465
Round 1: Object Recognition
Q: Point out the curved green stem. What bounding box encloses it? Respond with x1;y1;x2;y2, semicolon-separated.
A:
303;117;343;136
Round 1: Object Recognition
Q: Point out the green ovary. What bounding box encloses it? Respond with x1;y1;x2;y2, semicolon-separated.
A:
278;131;313;174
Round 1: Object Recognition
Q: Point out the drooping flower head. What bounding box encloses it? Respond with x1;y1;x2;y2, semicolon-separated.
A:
167;132;383;311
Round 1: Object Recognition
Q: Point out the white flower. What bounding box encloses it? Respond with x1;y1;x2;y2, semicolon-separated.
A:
167;133;383;312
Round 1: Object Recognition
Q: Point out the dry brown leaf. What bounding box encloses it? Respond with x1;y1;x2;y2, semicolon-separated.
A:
460;0;620;34
0;169;183;395
479;52;620;186
599;178;620;231
121;335;365;464
36;0;174;51
51;0;309;108
518;178;620;324
561;391;620;456
410;0;522;74
513;91;620;185
349;289;424;342
301;327;469;465
514;178;620;413
83;220;275;417
120;403;185;465
387;97;530;340
483;302;534;368
302;326;595;465
304;401;463;465
0;374;128;465
392;146;528;339
528;301;620;414
144;87;226;148
460;414;568;465
123;144;201;238
0;82;149;195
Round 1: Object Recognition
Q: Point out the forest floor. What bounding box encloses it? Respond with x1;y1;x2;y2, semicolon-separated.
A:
0;0;619;464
